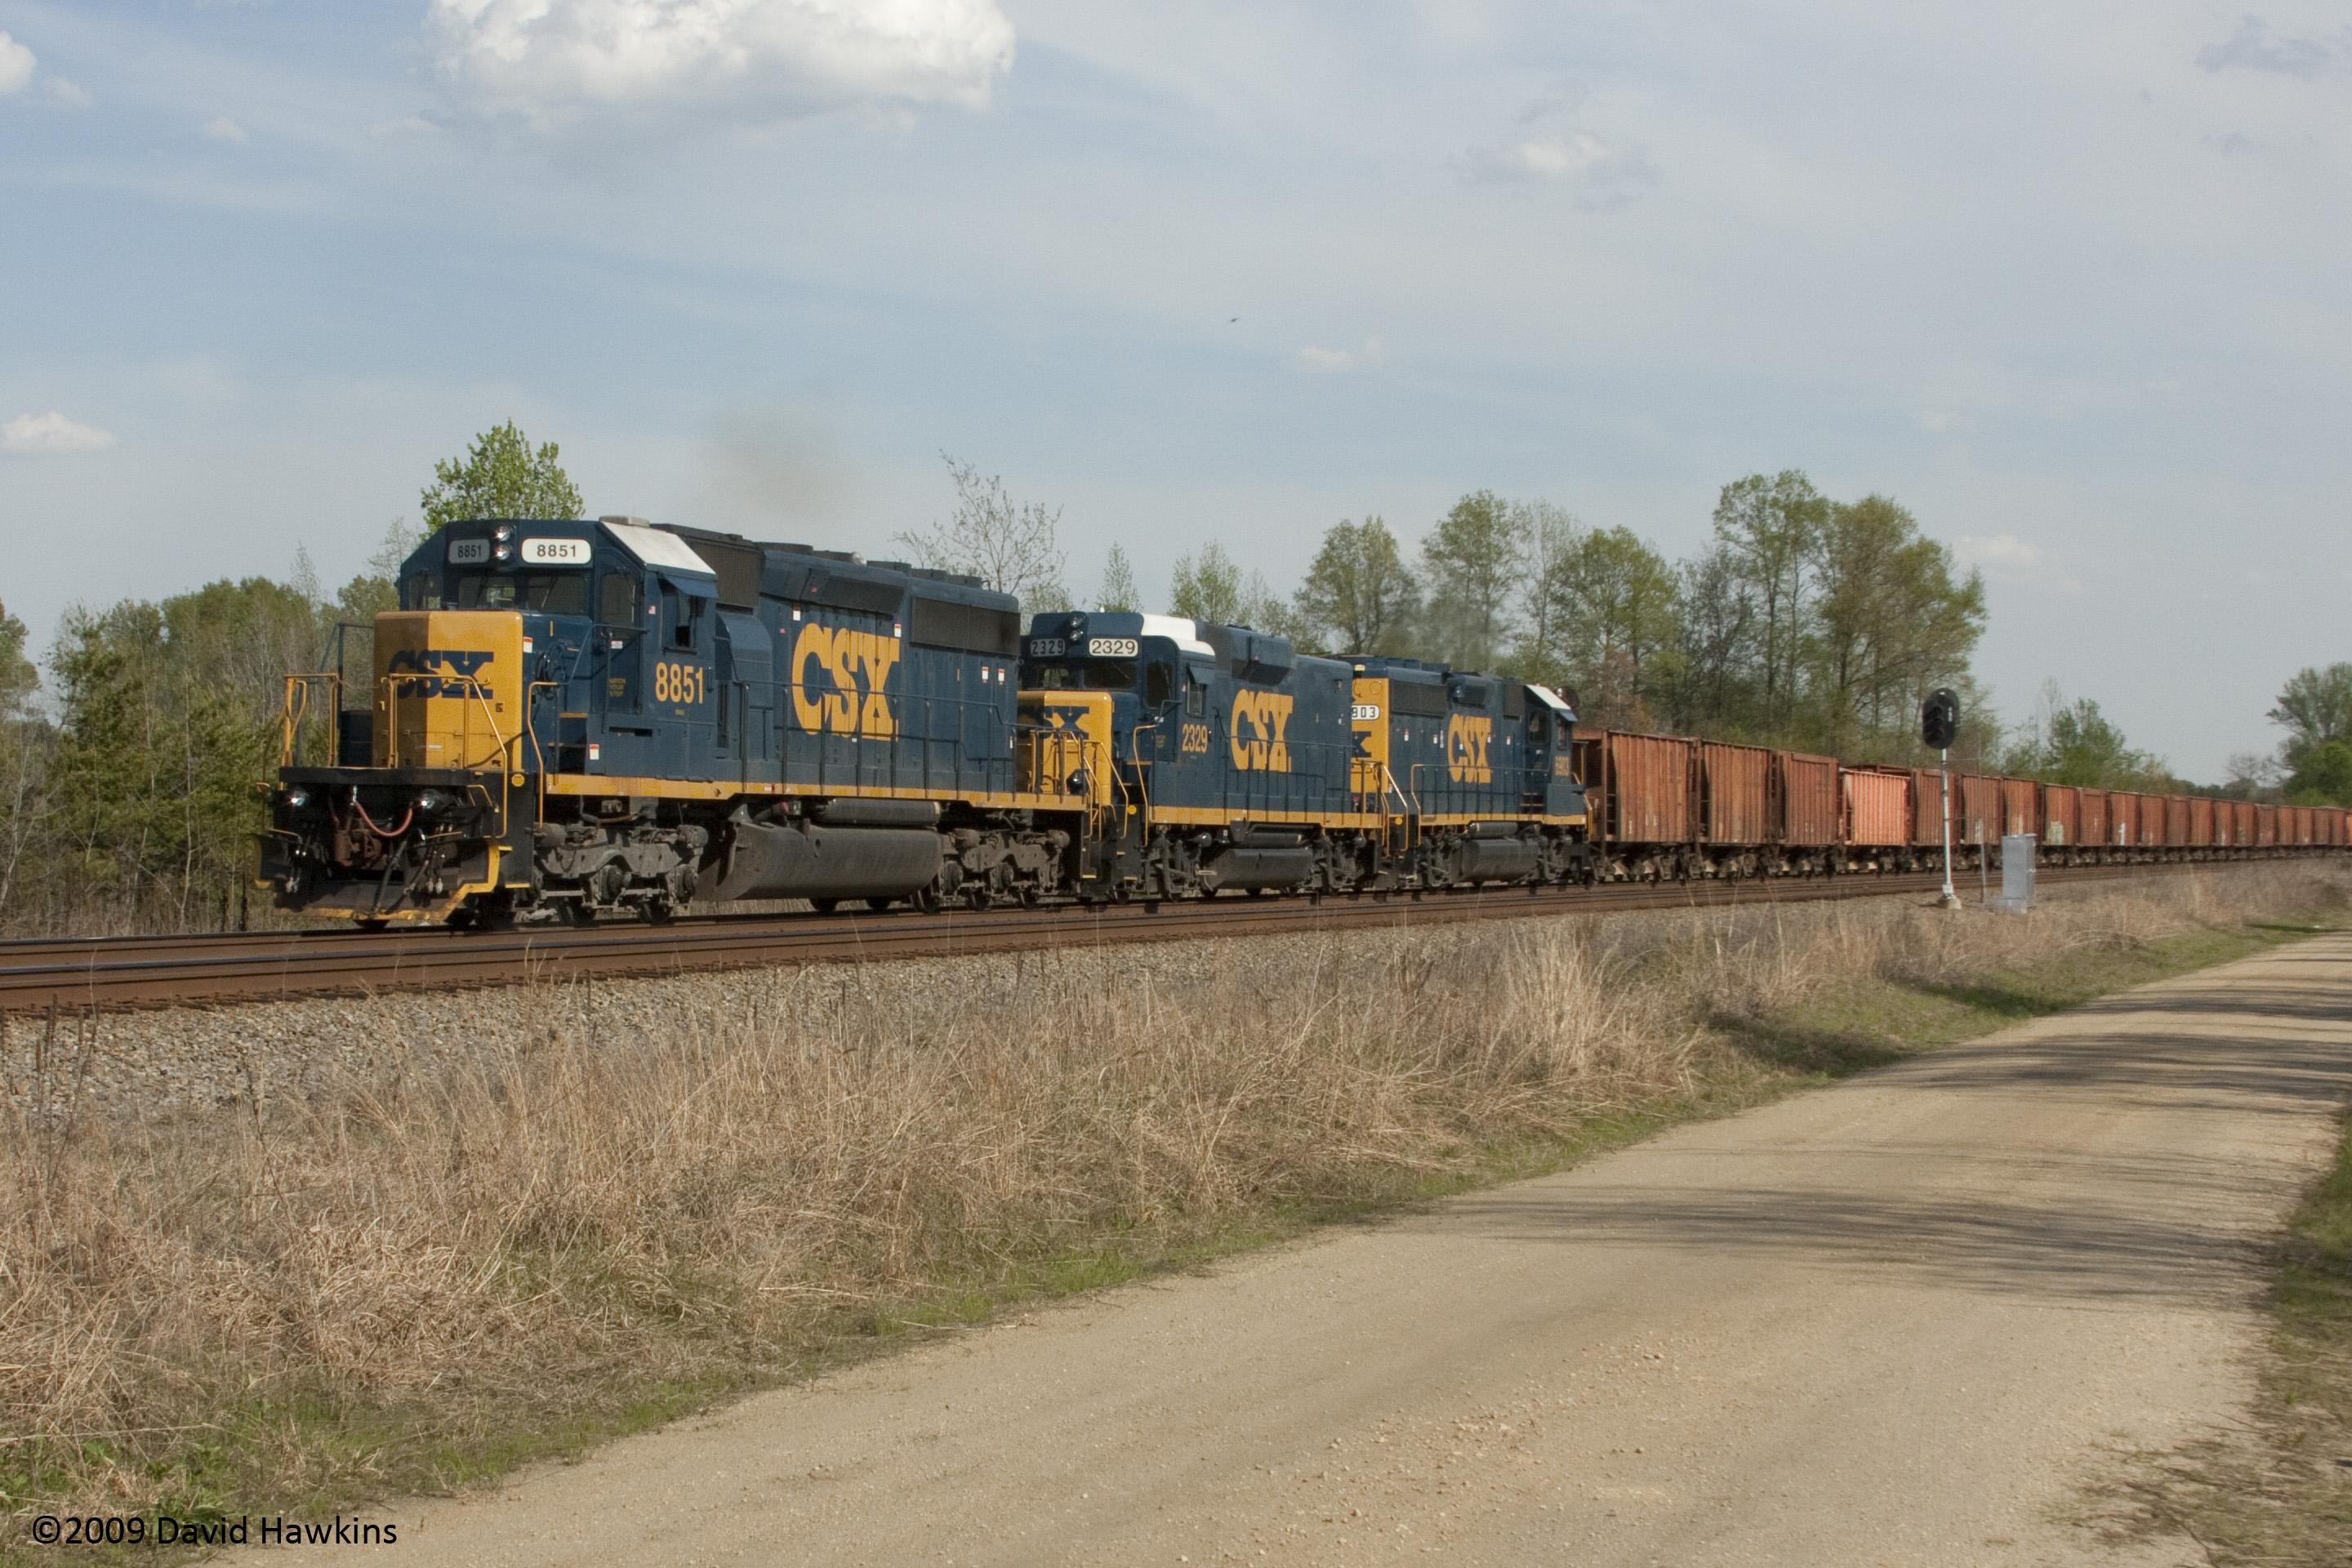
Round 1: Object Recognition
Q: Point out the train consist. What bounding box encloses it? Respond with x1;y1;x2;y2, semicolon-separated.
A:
257;516;2346;927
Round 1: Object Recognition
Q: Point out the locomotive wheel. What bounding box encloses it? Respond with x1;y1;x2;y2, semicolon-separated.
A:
642;900;674;925
561;902;597;928
356;917;389;933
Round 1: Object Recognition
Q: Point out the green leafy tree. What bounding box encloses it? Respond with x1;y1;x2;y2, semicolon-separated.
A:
420;421;585;533
0;601;34;719
1419;490;1527;670
1808;495;1985;756
1096;543;1142;613
1713;470;1828;734
2287;741;2352;806
0;601;48;920
1171;541;1245;625
2269;663;2352;775
1294;517;1419;657
1540;525;1682;729
1659;542;1754;735
2005;683;2163;788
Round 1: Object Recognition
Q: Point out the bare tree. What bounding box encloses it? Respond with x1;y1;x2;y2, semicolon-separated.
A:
895;454;1069;608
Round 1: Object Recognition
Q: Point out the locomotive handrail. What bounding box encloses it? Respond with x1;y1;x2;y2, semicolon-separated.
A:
278;672;344;768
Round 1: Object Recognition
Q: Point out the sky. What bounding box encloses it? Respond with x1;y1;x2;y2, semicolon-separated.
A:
2;0;2347;781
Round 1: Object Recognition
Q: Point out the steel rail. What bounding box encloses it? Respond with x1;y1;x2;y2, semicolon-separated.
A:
0;862;2257;1015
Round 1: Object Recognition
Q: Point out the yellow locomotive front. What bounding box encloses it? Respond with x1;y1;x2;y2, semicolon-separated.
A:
260;605;532;926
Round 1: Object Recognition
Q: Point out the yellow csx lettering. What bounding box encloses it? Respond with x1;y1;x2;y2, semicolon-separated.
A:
1228;692;1294;772
1447;714;1494;784
791;622;900;737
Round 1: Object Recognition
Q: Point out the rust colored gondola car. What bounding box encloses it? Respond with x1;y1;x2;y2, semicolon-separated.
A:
1956;775;2001;862
2042;785;2080;859
1998;777;2039;841
2237;800;2260;847
1697;742;1771;875
1908;768;1951;853
1777;752;1841;871
2079;788;2109;856
1597;731;1696;879
2188;796;2215;849
2257;803;2278;847
1840;766;1913;869
2139;793;2170;854
2166;794;2192;850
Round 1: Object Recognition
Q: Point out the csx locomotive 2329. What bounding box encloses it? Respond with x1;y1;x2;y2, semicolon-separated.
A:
260;517;1591;926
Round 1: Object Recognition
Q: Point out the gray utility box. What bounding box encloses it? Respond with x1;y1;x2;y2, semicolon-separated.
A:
1989;834;2037;911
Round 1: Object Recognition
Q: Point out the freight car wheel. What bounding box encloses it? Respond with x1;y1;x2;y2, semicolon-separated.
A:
355;917;389;933
866;897;894;912
809;898;839;915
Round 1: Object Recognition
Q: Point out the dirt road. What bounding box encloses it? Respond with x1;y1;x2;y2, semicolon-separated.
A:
256;936;2352;1566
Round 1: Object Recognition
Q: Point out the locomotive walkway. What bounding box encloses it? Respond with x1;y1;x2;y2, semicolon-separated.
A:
235;933;2352;1566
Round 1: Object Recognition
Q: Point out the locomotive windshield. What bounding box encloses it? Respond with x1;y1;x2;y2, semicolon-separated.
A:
1032;659;1137;692
448;571;592;615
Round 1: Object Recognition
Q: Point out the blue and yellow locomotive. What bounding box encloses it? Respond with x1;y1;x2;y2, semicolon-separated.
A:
260;518;1589;925
1016;615;1592;899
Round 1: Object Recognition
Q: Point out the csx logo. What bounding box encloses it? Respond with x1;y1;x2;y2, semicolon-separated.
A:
791;622;900;737
1229;692;1294;772
386;648;493;699
1447;714;1494;784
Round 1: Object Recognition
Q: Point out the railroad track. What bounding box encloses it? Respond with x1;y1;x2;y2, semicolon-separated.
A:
0;863;2220;1015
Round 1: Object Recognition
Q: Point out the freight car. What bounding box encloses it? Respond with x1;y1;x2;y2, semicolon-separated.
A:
1559;724;2350;882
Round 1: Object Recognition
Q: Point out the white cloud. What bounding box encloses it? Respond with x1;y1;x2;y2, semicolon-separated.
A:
43;77;92;109
1293;337;1387;376
425;0;1017;136
2197;16;2340;78
368;114;443;142
2;412;116;457
203;116;250;144
1956;532;2079;593
1460;87;1659;212
0;30;34;96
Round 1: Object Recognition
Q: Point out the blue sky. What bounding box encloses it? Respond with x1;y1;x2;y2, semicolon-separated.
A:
2;0;2347;779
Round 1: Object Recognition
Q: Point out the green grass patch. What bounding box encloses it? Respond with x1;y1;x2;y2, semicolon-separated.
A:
1721;923;2292;1082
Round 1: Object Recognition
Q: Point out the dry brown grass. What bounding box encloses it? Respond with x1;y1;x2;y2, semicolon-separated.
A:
3;863;2345;1521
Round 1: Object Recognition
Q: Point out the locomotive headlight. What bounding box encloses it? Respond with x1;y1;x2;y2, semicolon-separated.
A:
279;786;311;812
493;524;515;541
493;544;513;562
416;790;449;816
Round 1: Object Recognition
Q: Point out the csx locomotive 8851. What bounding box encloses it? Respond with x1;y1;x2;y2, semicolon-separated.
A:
259;516;1590;926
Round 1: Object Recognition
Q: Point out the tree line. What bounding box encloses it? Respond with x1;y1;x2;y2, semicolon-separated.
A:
0;423;577;935
1077;470;1996;768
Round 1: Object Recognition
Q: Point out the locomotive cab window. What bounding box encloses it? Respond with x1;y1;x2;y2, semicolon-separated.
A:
403;571;439;611
1033;661;1135;691
1185;674;1206;717
452;572;590;615
659;584;706;651
1144;661;1174;708
598;572;639;628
